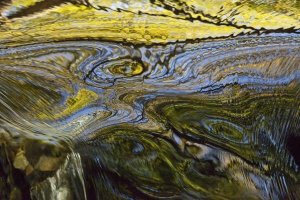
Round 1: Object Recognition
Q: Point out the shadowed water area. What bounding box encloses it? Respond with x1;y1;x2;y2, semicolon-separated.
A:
0;1;300;200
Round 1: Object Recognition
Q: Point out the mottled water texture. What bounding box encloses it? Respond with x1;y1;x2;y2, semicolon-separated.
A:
0;0;300;200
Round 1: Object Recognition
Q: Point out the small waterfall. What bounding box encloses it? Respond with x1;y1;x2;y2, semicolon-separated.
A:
30;152;87;200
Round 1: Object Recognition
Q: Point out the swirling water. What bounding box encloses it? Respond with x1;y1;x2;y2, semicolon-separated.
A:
0;1;300;200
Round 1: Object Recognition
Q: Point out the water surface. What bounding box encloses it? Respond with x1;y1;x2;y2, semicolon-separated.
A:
0;1;300;199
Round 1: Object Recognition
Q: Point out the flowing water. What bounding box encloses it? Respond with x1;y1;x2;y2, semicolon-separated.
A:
0;1;300;200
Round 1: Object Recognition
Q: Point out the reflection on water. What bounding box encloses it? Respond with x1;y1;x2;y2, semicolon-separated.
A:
1;34;299;199
0;1;300;199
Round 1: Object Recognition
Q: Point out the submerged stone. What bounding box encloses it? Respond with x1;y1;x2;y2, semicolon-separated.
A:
13;150;29;171
34;156;63;172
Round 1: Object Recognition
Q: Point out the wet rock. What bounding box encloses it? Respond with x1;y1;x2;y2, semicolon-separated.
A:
24;139;69;167
9;187;22;200
13;150;29;171
25;164;34;175
1;133;71;198
34;155;63;172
